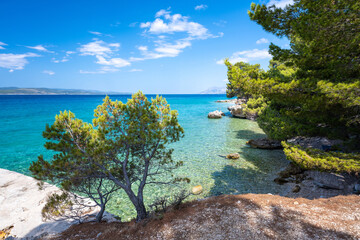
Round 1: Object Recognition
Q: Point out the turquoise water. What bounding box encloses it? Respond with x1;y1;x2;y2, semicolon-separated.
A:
0;95;288;220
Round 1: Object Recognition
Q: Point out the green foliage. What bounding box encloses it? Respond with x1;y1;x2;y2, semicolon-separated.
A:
225;0;360;143
283;142;360;173
30;91;185;222
225;61;265;99
42;192;72;220
242;96;268;119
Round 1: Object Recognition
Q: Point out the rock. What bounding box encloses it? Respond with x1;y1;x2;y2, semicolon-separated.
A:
274;163;304;185
227;105;246;118
274;177;289;185
353;183;360;194
0;169;117;239
207;110;224;119
192;185;203;195
313;181;343;190
278;163;304;178
226;153;240;159
216;98;247;104
287;136;343;151
292;185;301;193
215;99;237;103
246;138;282;150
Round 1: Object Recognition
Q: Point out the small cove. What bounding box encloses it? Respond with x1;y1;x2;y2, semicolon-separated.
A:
0;94;289;220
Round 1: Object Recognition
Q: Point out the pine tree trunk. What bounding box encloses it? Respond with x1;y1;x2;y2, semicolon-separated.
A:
96;204;106;222
134;200;147;222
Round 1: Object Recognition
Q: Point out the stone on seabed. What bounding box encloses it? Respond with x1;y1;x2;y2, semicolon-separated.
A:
192;185;203;195
226;153;240;159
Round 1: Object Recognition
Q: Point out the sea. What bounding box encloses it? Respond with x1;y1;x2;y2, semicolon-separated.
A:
0;94;288;220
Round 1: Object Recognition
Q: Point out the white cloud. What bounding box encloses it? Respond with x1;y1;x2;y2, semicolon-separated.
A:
131;39;192;61
138;46;148;51
140;10;212;39
26;45;52;52
80;66;119;74
256;38;269;44
96;55;130;68
216;49;272;64
0;53;40;71
129;69;143;72
135;9;219;61
89;31;102;36
52;51;75;63
0;42;7;50
267;0;294;8
79;40;130;73
155;9;171;18
43;70;55;75
89;31;112;37
78;40;120;57
195;4;208;10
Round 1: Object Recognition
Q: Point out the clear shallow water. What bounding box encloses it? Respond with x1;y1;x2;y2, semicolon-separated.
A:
0;94;288;220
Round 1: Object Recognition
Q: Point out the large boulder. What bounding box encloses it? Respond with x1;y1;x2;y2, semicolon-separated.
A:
246;138;282;149
208;110;225;119
227;105;246;118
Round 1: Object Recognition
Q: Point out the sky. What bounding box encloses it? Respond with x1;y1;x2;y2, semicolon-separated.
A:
0;0;292;94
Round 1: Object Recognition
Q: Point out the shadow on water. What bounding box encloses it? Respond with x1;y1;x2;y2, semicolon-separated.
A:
209;146;289;197
235;129;266;140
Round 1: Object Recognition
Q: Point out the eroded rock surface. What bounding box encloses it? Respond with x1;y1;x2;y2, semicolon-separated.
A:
0;169;115;239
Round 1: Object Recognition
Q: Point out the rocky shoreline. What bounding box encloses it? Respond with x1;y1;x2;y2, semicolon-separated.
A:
0;169;115;240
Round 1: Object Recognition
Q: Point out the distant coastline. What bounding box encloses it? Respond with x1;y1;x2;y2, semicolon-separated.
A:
0;87;131;95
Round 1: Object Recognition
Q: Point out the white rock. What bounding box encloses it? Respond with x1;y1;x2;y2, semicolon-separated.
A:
227;105;246;118
0;168;116;239
208;110;224;119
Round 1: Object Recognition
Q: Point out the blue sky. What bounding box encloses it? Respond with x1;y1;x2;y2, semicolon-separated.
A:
0;0;291;94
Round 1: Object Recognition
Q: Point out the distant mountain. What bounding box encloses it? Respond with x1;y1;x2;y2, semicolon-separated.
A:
0;87;131;95
200;87;226;94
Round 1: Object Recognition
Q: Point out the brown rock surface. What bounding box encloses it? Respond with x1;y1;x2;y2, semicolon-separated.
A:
53;194;360;240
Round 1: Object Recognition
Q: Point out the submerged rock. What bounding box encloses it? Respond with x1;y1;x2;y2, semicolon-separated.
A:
246;138;282;150
192;185;203;195
227;105;246;118
208;110;225;119
226;153;240;159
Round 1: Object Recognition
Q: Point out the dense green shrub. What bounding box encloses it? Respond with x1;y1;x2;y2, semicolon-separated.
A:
242;96;268;120
283;142;360;173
